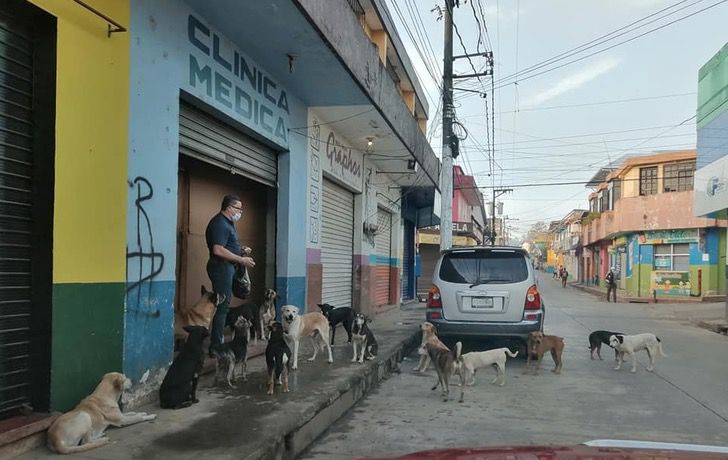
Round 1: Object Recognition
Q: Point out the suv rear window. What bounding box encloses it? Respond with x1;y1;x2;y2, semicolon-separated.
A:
439;250;528;284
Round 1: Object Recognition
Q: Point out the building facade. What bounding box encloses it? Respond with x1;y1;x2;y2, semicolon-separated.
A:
581;150;727;299
0;0;440;419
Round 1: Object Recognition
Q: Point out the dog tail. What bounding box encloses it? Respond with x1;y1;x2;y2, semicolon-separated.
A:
657;339;667;357
505;348;519;358
453;341;463;361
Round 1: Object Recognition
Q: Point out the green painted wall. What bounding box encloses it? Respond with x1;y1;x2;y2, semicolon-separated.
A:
51;283;125;411
698;42;728;129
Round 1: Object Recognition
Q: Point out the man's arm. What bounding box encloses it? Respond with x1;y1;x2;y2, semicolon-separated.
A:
211;245;255;267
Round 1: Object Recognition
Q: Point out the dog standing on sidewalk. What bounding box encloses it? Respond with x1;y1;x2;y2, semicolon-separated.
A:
351;313;378;363
212;314;251;388
454;347;518;387
266;322;291;395
414;322;446;372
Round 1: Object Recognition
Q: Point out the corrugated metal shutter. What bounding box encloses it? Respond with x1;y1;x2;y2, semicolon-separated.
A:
401;222;414;300
179;103;278;188
374;209;391;305
321;179;354;308
417;244;439;297
0;13;34;417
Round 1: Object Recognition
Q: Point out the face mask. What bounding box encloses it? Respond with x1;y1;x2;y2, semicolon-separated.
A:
231;212;242;222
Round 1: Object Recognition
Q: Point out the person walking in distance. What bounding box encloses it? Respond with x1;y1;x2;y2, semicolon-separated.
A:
605;266;617;302
206;195;255;355
560;267;568;288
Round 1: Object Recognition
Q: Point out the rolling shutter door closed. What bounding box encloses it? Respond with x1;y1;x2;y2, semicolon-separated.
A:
374;209;392;305
417;244;439;297
321;180;354;308
179;103;277;188
0;14;34;417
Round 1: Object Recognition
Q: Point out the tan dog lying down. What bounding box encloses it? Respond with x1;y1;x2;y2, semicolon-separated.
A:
47;372;156;454
174;285;224;342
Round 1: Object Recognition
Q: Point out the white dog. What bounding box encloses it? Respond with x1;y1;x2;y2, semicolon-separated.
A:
47;372;156;454
453;347;518;386
280;305;333;370
609;333;667;373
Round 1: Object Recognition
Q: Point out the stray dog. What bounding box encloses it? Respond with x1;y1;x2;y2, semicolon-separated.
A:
420;341;464;402
589;330;623;361
266;321;291;395
351;313;378;363
281;305;333;370
413;322;447;372
159;325;208;409
454;347;518;387
212;315;251;388
174;285;223;345
227;302;261;343
610;333;667;373
526;331;564;374
260;288;277;340
318;303;355;345
47;373;156;454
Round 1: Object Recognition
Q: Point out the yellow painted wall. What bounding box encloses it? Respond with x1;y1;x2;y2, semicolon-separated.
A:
29;0;129;283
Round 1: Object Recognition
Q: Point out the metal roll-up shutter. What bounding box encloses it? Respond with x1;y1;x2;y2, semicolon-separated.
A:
179;103;278;188
0;13;34;417
401;221;414;300
417;244;439;298
321;179;354;308
374;209;392;305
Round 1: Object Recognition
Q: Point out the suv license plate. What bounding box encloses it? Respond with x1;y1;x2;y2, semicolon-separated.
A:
472;297;493;308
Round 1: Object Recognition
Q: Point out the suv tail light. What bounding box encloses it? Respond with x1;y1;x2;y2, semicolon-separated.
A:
426;285;442;319
524;285;541;310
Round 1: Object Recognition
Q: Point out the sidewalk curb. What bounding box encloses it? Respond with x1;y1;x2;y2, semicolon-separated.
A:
245;326;422;460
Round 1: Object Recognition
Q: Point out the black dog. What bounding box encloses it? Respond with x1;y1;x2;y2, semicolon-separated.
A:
317;303;354;345
265;322;291;395
227;302;261;342
160;325;208;409
351;313;378;363
589;330;624;361
213;315;251;388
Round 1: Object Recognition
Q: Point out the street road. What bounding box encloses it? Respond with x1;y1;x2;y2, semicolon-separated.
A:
302;277;728;459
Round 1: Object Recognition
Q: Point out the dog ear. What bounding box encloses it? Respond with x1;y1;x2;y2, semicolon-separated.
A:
112;373;126;391
617;335;624;344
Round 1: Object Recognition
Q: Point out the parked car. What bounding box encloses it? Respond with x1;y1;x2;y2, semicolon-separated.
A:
425;246;544;351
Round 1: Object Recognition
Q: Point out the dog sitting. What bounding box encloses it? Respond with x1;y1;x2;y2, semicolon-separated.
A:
589;330;623;361
281;305;333;370
47;373;156;454
526;331;564;374
610;333;666;373
413;322;447;372
260;288;277;340
351;313;378;363
420;341;464;402
159;325;208;409
212;315;251;388
318;303;355;345
454;347;518;387
227;302;261;343
266;321;291;395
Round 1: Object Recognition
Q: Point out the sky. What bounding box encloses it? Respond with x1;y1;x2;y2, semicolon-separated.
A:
384;0;728;241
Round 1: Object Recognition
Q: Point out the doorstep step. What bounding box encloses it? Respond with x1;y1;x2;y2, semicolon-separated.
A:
0;414;58;460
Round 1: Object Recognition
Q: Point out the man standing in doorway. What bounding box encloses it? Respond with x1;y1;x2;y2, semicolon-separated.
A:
605;266;617;303
206;195;255;354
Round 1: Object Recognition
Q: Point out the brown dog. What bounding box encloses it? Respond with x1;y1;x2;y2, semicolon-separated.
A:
47;373;156;454
280;305;332;370
526;331;564;374
174;285;224;343
260;288;277;340
421;341;464;402
414;322;448;372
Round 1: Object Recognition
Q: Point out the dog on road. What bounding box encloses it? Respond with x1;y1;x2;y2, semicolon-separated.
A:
318;303;355;345
420;341;464;402
281;305;333;370
454;347;518;387
609;333;666;373
266;321;291;395
589;330;624;361
526;331;564;374
414;322;446;372
47;373;156;454
351;313;378;363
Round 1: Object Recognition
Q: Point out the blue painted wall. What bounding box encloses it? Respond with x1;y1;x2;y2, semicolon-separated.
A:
126;0;306;381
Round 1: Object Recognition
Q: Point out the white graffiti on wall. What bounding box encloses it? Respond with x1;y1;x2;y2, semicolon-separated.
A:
308;118;321;244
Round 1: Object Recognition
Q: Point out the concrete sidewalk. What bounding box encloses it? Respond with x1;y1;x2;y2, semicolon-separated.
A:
18;306;424;460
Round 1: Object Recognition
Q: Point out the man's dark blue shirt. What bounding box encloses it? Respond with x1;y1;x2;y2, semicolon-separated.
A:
206;213;241;260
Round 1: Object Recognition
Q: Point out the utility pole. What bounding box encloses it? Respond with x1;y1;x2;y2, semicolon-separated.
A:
490;188;512;246
439;0;454;252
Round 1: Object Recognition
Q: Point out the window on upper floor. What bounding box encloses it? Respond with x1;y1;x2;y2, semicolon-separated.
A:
663;161;695;192
639;166;658;196
612;179;621;204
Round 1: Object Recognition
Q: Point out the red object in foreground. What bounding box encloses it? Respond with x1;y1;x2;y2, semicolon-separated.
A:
360;445;728;460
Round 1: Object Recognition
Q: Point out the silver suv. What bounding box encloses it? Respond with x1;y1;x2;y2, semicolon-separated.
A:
425;246;544;348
